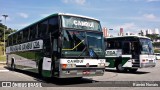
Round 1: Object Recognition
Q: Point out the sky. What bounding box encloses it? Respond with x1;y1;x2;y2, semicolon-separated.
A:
0;0;160;36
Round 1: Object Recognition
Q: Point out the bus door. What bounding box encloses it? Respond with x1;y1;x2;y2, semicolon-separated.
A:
41;38;52;77
41;35;59;77
51;37;59;77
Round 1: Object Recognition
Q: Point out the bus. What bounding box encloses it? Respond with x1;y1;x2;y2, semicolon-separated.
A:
6;13;105;78
154;53;160;60
104;35;156;72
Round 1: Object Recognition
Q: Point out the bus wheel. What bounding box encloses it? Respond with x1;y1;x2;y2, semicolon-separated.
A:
116;63;126;72
129;68;138;73
11;60;15;71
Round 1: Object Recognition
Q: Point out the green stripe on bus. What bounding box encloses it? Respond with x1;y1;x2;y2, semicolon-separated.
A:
122;57;130;66
42;70;52;77
106;57;130;68
106;58;115;68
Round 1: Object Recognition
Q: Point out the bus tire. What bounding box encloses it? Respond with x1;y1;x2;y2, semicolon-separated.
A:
129;68;138;73
116;63;126;72
11;59;15;71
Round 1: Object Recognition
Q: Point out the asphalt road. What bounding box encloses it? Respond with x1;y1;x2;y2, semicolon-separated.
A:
0;60;160;90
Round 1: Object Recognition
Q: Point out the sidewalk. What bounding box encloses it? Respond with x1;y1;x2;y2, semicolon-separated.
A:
0;61;6;67
0;61;8;71
0;61;6;64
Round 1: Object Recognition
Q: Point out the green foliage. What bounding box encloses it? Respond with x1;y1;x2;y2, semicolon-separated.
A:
146;34;159;41
146;34;160;48
153;42;160;46
0;23;16;56
0;55;6;61
0;23;17;42
0;42;4;55
154;49;160;53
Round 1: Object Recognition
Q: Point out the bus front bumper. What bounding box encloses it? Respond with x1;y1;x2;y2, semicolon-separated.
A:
140;63;156;68
59;68;105;78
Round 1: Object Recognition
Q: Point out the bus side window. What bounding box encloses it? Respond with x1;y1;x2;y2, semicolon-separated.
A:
8;35;13;46
53;39;58;52
29;26;37;40
108;41;114;49
123;42;131;54
105;42;107;50
23;29;29;42
17;31;23;44
131;42;140;55
38;20;48;38
106;42;111;49
115;42;121;49
13;34;17;45
12;34;17;45
48;17;59;34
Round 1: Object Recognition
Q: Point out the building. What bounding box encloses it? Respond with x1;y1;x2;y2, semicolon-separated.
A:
146;29;153;35
154;28;159;35
120;28;124;36
102;27;109;37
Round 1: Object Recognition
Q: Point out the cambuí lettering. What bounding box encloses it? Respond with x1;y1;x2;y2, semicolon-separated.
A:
67;60;83;63
73;20;94;28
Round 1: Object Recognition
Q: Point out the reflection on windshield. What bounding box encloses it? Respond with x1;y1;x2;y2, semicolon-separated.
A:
62;30;86;56
140;38;154;54
62;30;104;57
87;33;104;57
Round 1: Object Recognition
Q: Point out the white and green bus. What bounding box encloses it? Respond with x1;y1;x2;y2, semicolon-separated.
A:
6;13;105;78
104;35;156;72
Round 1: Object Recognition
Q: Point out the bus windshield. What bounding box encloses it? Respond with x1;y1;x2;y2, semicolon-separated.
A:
140;38;154;54
62;30;104;57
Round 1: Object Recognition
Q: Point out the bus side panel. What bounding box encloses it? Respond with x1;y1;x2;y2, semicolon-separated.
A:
105;57;116;68
121;57;132;68
105;56;132;68
42;57;52;77
7;50;43;73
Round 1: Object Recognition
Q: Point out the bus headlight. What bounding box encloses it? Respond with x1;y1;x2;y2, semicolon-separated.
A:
142;59;146;63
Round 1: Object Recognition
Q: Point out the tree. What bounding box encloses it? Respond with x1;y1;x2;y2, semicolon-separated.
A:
146;34;160;53
0;23;17;42
146;34;158;41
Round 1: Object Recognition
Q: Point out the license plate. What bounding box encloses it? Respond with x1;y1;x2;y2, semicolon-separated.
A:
149;60;153;63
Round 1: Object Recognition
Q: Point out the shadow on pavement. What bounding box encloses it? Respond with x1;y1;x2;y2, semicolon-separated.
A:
4;67;99;86
105;69;150;74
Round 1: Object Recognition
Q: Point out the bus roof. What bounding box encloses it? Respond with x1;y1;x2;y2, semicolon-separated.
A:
58;13;99;21
105;35;151;40
9;13;99;36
